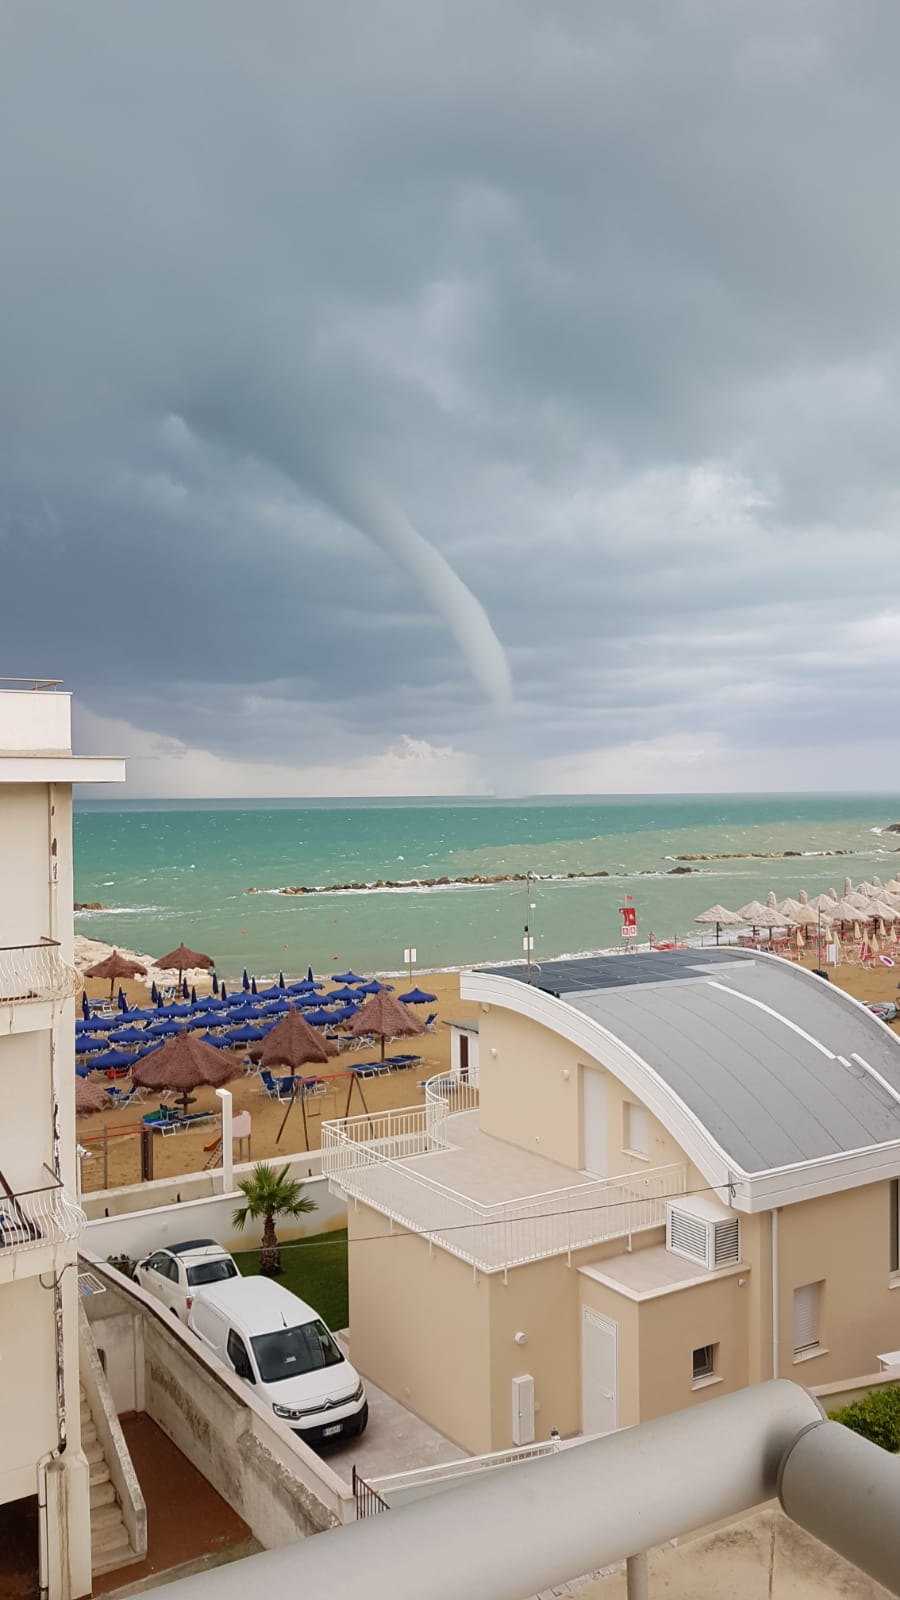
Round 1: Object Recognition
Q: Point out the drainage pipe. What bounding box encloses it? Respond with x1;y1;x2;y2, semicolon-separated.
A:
152;1381;826;1600
779;1418;900;1595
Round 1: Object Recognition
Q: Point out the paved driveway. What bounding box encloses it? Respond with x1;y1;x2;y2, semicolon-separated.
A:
323;1362;464;1481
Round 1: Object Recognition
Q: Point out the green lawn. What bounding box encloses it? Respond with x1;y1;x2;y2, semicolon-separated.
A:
234;1228;349;1330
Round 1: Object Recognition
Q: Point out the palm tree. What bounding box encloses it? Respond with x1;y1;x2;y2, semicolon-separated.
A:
232;1162;317;1277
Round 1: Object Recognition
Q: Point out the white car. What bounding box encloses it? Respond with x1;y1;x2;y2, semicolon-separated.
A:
189;1276;368;1445
134;1238;239;1321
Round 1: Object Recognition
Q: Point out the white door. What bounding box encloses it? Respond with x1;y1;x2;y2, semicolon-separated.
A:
581;1067;607;1176
582;1308;617;1435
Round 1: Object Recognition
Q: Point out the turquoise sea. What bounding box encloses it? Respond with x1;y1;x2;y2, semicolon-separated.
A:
73;795;900;980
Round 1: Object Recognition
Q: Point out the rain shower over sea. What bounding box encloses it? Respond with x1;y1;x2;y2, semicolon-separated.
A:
73;795;900;981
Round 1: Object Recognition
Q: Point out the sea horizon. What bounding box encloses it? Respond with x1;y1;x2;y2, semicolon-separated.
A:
73;793;900;980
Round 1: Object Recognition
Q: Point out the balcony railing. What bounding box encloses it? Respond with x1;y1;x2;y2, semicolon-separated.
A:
425;1073;480;1142
0;1173;86;1259
322;1088;686;1273
0;941;78;1004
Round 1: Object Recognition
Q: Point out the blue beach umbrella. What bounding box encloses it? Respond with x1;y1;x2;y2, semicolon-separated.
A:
220;983;228;1000
117;989;128;1012
212;973;219;995
93;1049;136;1071
225;1024;266;1043
81;991;90;1021
149;1020;182;1036
358;980;393;995
398;987;437;1005
195;995;225;1011
242;968;250;991
151;982;159;1004
182;978;190;1000
186;1014;213;1030
109;1028;149;1045
251;978;258;995
289;979;323;994
191;986;198;1005
201;1032;232;1049
333;971;365;985
75;1035;108;1053
75;1062;95;1078
84;1015;118;1032
328;1004;358;1023
279;971;285;989
323;986;360;1002
302;1008;334;1027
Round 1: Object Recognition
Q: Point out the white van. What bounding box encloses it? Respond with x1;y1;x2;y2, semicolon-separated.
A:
188;1276;368;1444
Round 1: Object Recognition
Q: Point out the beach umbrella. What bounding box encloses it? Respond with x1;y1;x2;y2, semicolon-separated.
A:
736;901;774;929
358;979;394;994
257;984;288;999
109;1027;149;1045
307;966;315;983
151;981;159;1004
118;989;128;1013
398;986;437;1005
75;1061;95;1078
149;1019;183;1036
225;1024;267;1044
198;1032;233;1049
259;997;290;1013
132;1027;242;1115
301;1007;335;1027
81;1014;118;1031
326;986;364;1002
332;971;364;985
329;1004;359;1022
279;971;286;989
212;973;219;995
155;943;214;985
93;1049;137;1072
75;1035;109;1053
75;1079;113;1115
81;990;90;1021
242;969;250;991
84;949;148;999
181;978;190;1001
261;1007;338;1144
251;977;258;995
186;1014;214;1030
220;982;228;1000
349;991;426;1060
195;994;225;1011
289;979;324;994
693;905;744;945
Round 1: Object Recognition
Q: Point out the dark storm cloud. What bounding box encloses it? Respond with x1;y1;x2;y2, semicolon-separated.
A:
3;1;900;791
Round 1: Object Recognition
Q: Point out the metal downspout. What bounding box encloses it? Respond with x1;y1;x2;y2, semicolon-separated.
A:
771;1208;780;1379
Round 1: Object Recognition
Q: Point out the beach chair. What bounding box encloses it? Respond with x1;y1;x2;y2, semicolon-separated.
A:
424;1012;437;1032
349;1062;377;1079
105;1083;144;1110
260;1069;292;1101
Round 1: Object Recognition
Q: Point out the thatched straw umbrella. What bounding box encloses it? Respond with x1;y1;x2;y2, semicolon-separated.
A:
349;990;426;1060
75;1078;112;1115
84;949;147;999
155;943;214;986
261;1007;338;1146
132;1028;241;1115
694;904;744;945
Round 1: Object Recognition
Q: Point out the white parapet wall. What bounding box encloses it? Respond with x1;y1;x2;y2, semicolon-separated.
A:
84;1170;346;1261
79;1255;354;1542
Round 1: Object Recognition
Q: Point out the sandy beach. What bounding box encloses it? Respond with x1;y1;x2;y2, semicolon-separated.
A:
75;938;900;1196
76;954;475;1193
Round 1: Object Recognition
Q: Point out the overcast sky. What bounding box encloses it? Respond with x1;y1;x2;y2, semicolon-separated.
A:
3;2;900;797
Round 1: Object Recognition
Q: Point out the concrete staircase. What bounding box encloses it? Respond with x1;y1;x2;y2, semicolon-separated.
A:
81;1381;138;1577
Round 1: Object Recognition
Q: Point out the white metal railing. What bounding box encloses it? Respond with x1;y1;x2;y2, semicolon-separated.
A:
322;1105;685;1273
425;1073;479;1142
0;1175;86;1257
366;1435;600;1507
0;678;63;691
0;941;78;1004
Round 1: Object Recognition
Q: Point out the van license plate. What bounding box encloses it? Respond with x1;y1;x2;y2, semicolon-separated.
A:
322;1423;342;1437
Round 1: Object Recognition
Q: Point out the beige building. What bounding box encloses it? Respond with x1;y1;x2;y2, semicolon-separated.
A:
0;682;123;1596
324;948;900;1455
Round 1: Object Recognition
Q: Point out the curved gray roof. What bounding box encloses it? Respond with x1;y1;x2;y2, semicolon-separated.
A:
485;950;900;1174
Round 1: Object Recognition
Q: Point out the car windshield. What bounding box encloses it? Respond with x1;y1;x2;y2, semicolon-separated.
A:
187;1260;238;1287
251;1319;343;1383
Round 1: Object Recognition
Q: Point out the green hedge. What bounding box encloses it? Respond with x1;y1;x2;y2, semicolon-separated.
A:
829;1384;900;1451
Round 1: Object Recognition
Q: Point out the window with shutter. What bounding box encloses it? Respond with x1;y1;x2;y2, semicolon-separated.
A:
624;1102;649;1159
793;1281;823;1357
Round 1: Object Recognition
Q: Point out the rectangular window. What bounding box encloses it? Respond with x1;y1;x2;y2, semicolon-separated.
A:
891;1180;899;1275
692;1344;717;1383
793;1281;823;1358
623;1101;649;1159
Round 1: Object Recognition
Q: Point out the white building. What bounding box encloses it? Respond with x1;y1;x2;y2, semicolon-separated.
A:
0;681;123;1598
